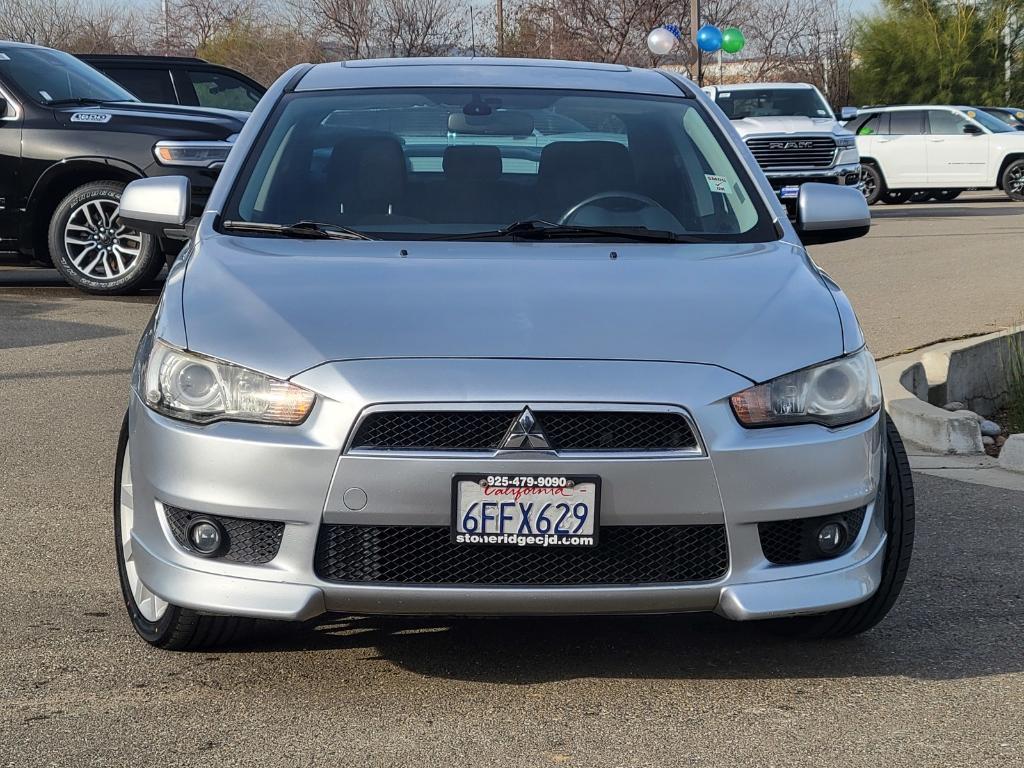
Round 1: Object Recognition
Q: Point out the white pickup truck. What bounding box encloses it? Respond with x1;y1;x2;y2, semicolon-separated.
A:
703;83;860;208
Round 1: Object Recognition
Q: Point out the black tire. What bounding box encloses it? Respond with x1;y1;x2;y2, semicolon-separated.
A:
1002;159;1024;201
859;162;884;205
114;415;256;650
933;189;961;202
881;190;909;204
48;180;163;295
771;418;915;639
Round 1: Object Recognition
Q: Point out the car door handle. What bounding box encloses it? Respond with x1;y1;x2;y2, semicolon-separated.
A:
927;138;945;143
877;138;895;143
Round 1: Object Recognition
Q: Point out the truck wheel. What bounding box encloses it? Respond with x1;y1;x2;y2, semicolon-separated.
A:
859;163;884;205
771;418;915;638
47;180;164;295
114;416;258;650
1001;159;1024;201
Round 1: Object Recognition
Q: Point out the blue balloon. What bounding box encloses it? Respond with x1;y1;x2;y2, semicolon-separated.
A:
697;24;723;53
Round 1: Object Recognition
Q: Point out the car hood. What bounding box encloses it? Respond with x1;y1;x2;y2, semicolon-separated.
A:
730;116;847;138
181;237;843;384
52;102;246;139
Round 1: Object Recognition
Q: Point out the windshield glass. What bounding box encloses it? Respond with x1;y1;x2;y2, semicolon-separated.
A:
0;46;136;104
969;108;1014;133
714;88;833;120
224;88;775;243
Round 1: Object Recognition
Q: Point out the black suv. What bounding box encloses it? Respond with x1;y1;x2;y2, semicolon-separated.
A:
78;54;265;112
0;42;245;293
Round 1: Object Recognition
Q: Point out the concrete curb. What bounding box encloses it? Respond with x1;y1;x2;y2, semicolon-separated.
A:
878;328;1021;456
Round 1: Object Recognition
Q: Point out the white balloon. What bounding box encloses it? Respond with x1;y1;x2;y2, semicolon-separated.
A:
646;27;677;56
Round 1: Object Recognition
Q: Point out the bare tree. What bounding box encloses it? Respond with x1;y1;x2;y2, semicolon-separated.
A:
382;0;467;56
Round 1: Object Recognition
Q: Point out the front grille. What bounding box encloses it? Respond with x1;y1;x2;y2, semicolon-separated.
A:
758;507;867;565
349;410;698;453
746;136;838;170
164;506;285;564
314;524;728;585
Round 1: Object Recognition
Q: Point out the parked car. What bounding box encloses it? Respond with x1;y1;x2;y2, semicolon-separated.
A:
113;57;913;650
847;105;1024;204
0;41;245;293
703;82;860;209
981;107;1024;130
78;54;265;112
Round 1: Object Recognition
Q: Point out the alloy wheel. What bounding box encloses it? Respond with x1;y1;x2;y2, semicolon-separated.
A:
119;444;168;623
63;198;144;281
859;167;877;200
1008;165;1024;196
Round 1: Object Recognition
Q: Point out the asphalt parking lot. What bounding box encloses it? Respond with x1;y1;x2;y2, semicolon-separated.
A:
2;196;1023;767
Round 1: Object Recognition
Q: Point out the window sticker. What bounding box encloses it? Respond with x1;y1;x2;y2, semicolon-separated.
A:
705;174;729;193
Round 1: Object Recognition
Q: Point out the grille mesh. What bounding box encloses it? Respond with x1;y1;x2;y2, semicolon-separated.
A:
758;507;867;565
314;524;728;585
746;136;838;169
350;410;697;452
164;506;285;564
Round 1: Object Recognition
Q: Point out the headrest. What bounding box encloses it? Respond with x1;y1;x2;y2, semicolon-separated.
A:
443;145;502;180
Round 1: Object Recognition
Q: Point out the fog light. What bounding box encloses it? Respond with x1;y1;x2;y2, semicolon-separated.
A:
816;521;847;555
187;518;223;556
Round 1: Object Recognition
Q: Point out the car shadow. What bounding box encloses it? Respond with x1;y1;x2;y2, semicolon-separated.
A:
0;295;131;350
872;204;1024;219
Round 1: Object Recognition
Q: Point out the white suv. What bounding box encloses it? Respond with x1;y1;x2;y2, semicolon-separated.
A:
848;105;1024;204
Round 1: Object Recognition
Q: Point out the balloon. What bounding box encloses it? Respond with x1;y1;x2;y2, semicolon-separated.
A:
646;26;677;56
696;24;723;53
721;27;745;54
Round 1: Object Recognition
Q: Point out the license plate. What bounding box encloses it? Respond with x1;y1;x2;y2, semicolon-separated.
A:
452;474;600;547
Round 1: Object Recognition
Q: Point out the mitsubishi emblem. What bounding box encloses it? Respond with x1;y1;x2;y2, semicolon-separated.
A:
500;407;551;450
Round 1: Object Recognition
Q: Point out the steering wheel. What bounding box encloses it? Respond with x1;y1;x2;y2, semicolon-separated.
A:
558;191;673;225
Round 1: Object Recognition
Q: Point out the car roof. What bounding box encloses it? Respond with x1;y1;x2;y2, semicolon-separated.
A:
78;54;208;65
859;104;976;112
296;57;691;97
710;82;817;91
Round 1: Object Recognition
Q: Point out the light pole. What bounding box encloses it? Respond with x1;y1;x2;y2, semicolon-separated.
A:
690;0;702;85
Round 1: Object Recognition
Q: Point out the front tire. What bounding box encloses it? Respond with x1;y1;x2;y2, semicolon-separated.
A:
48;181;163;294
860;163;884;205
114;416;256;650
1002;159;1024;201
772;418;915;638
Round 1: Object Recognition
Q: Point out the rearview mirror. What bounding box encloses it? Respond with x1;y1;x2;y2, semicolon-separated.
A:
448;110;534;137
796;183;870;245
118;176;190;236
962;123;984;135
840;106;858;121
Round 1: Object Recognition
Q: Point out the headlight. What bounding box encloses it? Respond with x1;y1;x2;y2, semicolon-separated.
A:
139;339;315;425
153;139;233;168
730;348;881;428
836;135;857;149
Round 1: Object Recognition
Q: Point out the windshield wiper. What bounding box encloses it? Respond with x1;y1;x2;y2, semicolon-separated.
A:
221;220;375;241
45;97;117;107
432;219;708;243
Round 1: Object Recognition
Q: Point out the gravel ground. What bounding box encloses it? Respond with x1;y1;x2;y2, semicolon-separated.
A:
2;197;1023;767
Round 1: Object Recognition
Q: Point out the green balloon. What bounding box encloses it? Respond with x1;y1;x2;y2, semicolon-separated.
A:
722;27;745;54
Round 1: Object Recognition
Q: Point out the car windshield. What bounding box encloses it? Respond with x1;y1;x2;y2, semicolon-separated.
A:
969;108;1014;133
0;46;136;105
715;88;833;120
223;87;776;243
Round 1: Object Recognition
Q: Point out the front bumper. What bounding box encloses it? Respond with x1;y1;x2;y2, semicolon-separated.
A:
765;163;862;198
126;358;885;620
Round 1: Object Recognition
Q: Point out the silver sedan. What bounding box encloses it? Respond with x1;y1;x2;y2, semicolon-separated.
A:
113;58;913;649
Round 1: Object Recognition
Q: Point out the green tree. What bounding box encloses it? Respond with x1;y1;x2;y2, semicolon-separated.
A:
852;0;1014;105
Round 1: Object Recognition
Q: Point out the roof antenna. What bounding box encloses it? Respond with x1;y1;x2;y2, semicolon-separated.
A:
469;5;477;57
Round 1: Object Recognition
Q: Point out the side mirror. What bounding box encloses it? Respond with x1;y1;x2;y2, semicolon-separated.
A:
962;123;984;136
118;176;190;236
796;182;870;245
840;106;858;121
